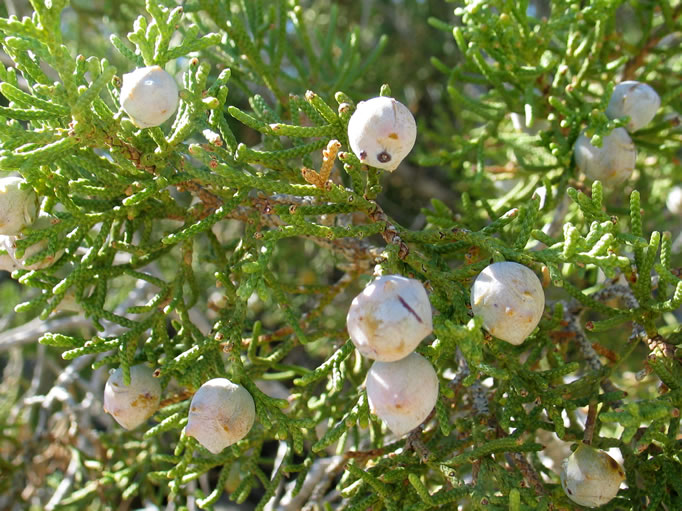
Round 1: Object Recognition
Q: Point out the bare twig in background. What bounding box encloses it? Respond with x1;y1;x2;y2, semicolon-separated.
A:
1;264;163;509
0;315;92;351
45;451;80;511
277;456;345;511
264;441;289;511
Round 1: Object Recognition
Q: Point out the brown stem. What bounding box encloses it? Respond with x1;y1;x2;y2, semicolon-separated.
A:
159;389;194;407
180;180;222;214
368;202;409;259
406;430;430;462
507;452;547;497
471;459;481;485
344;447;387;461
583;400;598;445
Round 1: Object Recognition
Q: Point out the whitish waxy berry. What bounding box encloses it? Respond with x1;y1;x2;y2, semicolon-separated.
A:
185;378;256;454
574;128;636;185
0;215;64;270
470;262;545;345
606;81;660;132
347;96;416;171
103;364;161;430
120;66;179;128
666;185;682;215
346;275;432;362
0;177;38;235
366;352;438;437
560;444;625;508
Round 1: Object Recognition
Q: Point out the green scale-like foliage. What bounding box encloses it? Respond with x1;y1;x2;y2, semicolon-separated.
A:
0;0;681;510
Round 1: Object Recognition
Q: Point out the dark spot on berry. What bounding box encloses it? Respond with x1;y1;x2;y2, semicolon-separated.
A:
359;151;367;160
567;488;573;495
397;295;423;323
377;151;391;163
388;132;399;140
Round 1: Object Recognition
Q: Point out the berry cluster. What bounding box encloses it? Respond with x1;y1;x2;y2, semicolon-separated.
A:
104;367;256;454
347;275;438;437
103;89;420;449
574;81;660;185
101;77;630;504
3;66;180;272
0;176;62;271
345;261;545;436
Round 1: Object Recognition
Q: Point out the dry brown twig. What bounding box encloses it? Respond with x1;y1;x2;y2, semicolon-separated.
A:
301;139;342;189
